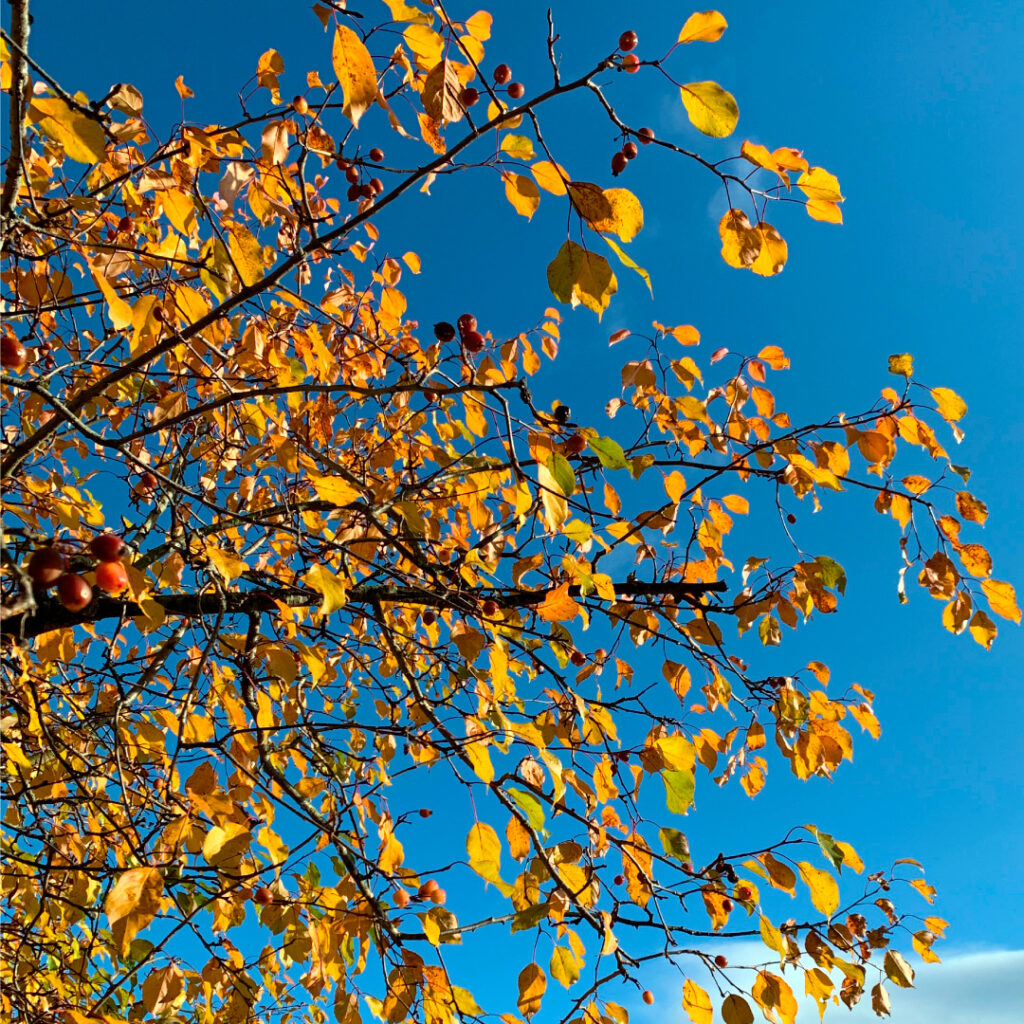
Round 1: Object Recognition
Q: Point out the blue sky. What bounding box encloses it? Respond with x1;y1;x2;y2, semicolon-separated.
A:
27;0;1023;1015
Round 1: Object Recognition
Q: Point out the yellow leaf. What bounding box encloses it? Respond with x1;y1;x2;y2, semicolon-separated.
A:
957;543;992;578
888;353;914;377
547;241;617;318
227;223;264;288
465;10;493;39
981;579;1021;623
256;48;284;102
536;583;580;623
719;209;761;269
141;964;184;1016
883;950;915;988
680;81;739;138
537;461;568;532
517;963;546;1019
955;491;988;525
622;831;653;908
105;867;164;954
89;262;133;330
679;11;728;43
303;564;348;618
32;97;106;164
568;182;644;242
466;741;494;782
798;861;839;918
752;971;798;1024
467;823;512;895
332;25;378;127
503;172;541;219
931;386;967;422
204;543;248;582
835;841;864;873
309;472;364;505
202;822;252;866
175;74;194;98
969;608;997;649
806;199;843;223
381;0;433;24
683;979;713;1024
531;160;570;195
379;833;404;873
549;946;580;989
796;167;844;202
750;222;787;277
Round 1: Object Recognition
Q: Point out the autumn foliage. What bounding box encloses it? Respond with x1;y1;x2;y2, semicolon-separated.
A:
0;3;1019;1024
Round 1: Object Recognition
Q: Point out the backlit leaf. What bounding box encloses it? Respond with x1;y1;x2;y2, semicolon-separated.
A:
798;861;839;917
680;81;739;138
547;241;618;317
536;583;579;622
332;25;378;127
517;964;546;1018
683;979;713;1024
981;579;1021;623
679;11;728;43
797;167;844;202
931;386;967;422
105;867;164;954
503;172;541;219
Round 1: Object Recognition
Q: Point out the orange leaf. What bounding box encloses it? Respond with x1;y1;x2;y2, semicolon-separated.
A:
536;583;580;622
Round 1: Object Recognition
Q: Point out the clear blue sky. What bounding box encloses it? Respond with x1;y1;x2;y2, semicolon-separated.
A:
27;0;1023;1011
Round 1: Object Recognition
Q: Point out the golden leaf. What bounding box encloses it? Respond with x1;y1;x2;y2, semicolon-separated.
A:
719;209;761;269
227;222;265;287
517;964;546;1019
931;386;967;422
750;222;788;277
680;81;739;138
752;971;798;1024
32;97;106;164
546;241;618;318
303;564;348;618
503;172;541;219
683;979;713;1024
679;11;728;43
797;167;844;202
797;861;839;917
531;160;570;195
722;994;755;1024
981;579;1021;623
536;583;580;623
888;353;914;377
332;25;378;127
105;867;164;954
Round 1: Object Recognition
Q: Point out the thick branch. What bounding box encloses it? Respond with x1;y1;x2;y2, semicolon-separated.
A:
2;579;728;640
1;0;31;223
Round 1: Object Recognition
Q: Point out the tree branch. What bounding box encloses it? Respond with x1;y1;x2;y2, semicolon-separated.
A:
1;0;31;224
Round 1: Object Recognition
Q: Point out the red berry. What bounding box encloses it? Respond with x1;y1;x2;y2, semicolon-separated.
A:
493;63;512;85
481;599;499;617
117;216;134;234
456;313;477;336
714;954;728;968
507;82;525;100
736;885;754;901
622;141;638;160
611;152;628;176
619;30;638;51
253;886;274;905
461;330;485;353
787;513;797;524
614;874;625;885
722;898;734;913
90;534;125;562
57;573;92;612
418;880;438;899
642;991;655;1006
135;472;158;500
1;336;27;371
564;433;587;455
292;95;309;115
422;609;436;625
638;127;655;144
345;165;360;183
368;147;384;162
423;390;438;403
28;546;66;587
570;650;586;667
460;87;479;108
393;889;410;908
369;177;384;195
434;321;456;343
336;157;350;171
419;807;432;818
621;54;640;73
95;560;130;596
347;183;364;202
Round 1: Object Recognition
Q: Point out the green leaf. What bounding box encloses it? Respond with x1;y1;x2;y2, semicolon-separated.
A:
663;769;695;814
659;827;691;862
603;235;653;295
814;556;847;595
546;453;576;497
587;436;629;470
507;787;546;832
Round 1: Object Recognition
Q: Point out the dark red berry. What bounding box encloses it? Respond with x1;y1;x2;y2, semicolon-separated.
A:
57;573;92;612
28;546;66;587
1;336;27;371
622;141;638;160
481;599;499;617
462;330;485;353
456;314;477;336
569;650;586;667
460;87;479;108
95;560;129;596
347;183;363;202
507;82;525;100
611;151;628;176
422;610;436;625
345;164;360;183
619;30;638;52
433;322;456;343
493;63;512;85
368;147;384;163
369;177;384;195
714;954;728;968
638;127;655;144
90;534;125;562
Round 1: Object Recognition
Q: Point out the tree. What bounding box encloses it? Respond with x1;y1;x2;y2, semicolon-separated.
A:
0;2;1018;1022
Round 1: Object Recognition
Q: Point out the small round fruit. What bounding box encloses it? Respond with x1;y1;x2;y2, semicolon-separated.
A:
418;880;438;899
493;63;512;85
429;887;447;904
456;313;477;336
638;127;655;144
28;546;66;587
336;157;350;171
393;888;410;908
292;95;309;115
611;151;628;176
622;141;638;160
461;330;485;353
253;886;274;905
434;321;456;343
481;599;499;617
90;533;125;562
786;513;797;524
345;164;361;183
642;991;655;1006
95;560;130;596
460;87;480;108
419;807;432;818
57;573;92;612
722;897;734;912
736;885;753;901
569;650;586;667
423;390;438;403
564;433;586;455
614;874;625;886
681;861;694;873
368;147;384;162
117;216;134;234
507;81;525;100
1;336;27;371
422;609;436;625
136;471;159;498
619;30;638;51
369;177;384;195
714;954;728;968
347;183;364;202
621;53;640;73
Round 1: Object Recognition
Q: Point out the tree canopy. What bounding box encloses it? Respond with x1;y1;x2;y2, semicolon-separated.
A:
1;2;1019;1023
